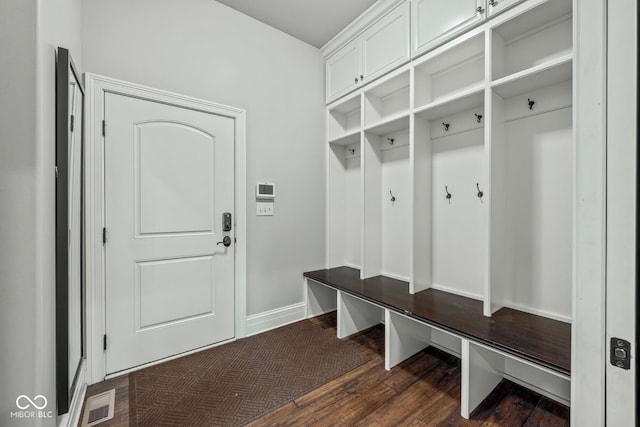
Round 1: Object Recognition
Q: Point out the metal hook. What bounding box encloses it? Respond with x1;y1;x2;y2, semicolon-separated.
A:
445;186;452;203
476;183;484;202
528;98;535;110
475;113;483;123
387;137;395;146
442;122;450;131
390;190;396;205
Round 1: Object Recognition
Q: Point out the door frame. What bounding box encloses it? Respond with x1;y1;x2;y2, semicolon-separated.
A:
83;73;247;384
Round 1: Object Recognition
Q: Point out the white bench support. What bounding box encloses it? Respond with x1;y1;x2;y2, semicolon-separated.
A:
337;291;383;339
305;278;337;318
461;339;505;419
385;310;431;370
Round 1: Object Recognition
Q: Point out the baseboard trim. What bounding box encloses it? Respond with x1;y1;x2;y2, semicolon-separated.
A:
246;302;306;337
59;360;87;427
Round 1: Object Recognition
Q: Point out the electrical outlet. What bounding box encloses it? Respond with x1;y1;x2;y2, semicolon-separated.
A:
257;202;274;216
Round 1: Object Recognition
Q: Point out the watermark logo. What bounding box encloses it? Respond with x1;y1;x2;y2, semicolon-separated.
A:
10;395;53;419
16;395;47;410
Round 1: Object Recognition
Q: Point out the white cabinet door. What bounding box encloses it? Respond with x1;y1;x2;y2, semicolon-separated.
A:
487;0;524;17
361;3;410;85
411;0;486;58
326;38;362;103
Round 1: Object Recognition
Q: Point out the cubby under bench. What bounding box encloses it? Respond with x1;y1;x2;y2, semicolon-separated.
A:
304;266;571;419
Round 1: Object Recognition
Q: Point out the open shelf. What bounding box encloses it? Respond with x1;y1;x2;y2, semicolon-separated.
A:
487;77;573;322
415;85;484;121
364;113;410;136
491;54;572;99
364;70;410;128
328;94;362;142
414;32;485;110
491;0;572;81
362;122;410;281
327;140;362;271
328;128;361;146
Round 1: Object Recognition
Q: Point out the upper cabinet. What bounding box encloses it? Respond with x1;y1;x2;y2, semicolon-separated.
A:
326;39;362;103
487;0;525;16
361;4;410;86
411;0;486;58
326;3;410;103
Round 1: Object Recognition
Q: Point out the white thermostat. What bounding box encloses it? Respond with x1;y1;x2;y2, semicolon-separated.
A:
256;182;275;200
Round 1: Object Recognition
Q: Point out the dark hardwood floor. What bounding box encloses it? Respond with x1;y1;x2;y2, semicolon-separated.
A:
79;313;569;426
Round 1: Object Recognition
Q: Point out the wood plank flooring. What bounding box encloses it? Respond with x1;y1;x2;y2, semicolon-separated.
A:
79;313;569;426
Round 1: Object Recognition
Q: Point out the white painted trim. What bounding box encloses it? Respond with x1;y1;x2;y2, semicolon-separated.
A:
58;361;87;427
84;73;247;385
571;0;607;425
430;283;484;302
503;373;570;407
245;302;307;337
501;302;572;324
380;271;410;282
321;0;405;58
104;337;236;379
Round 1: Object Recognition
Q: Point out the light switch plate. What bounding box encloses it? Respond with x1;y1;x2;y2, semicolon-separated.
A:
257;201;274;216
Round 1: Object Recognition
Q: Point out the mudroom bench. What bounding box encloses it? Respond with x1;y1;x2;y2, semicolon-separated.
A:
303;266;571;418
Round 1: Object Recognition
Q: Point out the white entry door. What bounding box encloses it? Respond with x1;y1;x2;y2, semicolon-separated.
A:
104;92;235;374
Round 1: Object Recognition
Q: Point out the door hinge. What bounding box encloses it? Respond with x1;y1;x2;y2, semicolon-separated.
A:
102;120;106;137
103;334;107;351
102;227;107;244
70;114;75;132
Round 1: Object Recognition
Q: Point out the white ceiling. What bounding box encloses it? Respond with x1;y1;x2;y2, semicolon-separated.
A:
215;0;378;48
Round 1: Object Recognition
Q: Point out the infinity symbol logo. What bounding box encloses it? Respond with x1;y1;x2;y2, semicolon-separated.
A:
16;395;48;410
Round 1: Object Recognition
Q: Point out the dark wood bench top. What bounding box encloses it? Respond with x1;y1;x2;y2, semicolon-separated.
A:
304;266;571;376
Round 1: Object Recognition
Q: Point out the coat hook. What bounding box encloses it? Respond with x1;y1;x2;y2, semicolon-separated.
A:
442;122;450;131
528;98;535;110
475;113;483;123
387;137;395;146
445;186;452;204
389;190;396;205
476;183;484;202
347;148;355;155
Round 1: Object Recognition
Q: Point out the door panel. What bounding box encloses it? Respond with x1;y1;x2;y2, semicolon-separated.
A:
104;93;235;374
411;0;485;58
137;122;215;235
362;3;410;83
326;39;361;103
137;256;214;328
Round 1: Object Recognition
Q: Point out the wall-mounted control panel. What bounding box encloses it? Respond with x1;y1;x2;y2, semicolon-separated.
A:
256;182;275;216
256;182;275;200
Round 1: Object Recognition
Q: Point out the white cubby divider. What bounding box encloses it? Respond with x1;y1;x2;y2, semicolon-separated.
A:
324;0;574;321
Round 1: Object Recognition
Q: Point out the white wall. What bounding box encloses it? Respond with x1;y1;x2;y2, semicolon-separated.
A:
81;0;327;317
0;0;82;424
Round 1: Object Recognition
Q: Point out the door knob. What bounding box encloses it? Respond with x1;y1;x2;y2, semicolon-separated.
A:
217;236;232;247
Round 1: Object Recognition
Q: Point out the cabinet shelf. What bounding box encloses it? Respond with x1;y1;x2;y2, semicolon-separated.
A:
364;113;410;136
328;129;361;146
491;54;572;99
414;85;484;121
414;32;485;109
491;0;572;81
328;94;362;142
364;69;411;128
